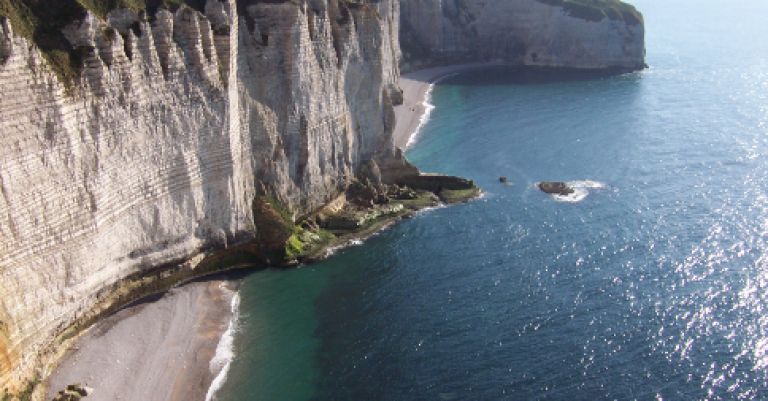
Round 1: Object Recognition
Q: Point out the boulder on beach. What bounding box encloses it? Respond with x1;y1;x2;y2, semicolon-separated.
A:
54;384;93;401
538;181;574;195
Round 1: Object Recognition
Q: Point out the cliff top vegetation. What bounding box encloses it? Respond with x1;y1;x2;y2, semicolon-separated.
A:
537;0;643;25
0;0;203;86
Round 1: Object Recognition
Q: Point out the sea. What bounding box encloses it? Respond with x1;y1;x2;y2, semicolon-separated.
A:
213;0;768;399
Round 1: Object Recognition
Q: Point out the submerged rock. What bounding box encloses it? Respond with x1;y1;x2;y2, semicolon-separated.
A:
538;181;574;195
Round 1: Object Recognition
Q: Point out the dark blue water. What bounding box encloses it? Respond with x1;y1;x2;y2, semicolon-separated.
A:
217;1;768;400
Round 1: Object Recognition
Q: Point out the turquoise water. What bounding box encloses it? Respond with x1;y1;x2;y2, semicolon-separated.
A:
217;0;768;400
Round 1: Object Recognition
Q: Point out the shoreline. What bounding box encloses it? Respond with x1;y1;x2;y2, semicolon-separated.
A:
393;63;508;149
45;280;238;401
40;190;481;401
41;65;487;401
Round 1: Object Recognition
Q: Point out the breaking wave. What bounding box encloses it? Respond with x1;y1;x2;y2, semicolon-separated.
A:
205;290;240;401
405;73;459;149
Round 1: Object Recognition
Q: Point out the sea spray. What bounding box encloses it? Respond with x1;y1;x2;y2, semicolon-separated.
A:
205;289;241;401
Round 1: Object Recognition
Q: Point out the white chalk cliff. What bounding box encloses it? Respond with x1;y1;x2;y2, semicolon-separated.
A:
0;0;401;393
0;0;645;396
400;0;645;70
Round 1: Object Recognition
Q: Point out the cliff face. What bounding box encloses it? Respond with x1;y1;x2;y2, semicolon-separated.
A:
0;0;400;392
399;0;645;71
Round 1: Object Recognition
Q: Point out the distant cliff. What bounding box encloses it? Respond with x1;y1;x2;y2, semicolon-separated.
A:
400;0;645;71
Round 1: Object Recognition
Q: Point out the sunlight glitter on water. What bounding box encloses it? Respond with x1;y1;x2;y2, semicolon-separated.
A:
652;166;768;399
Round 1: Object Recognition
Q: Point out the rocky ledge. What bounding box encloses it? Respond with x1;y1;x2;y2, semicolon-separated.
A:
253;156;481;266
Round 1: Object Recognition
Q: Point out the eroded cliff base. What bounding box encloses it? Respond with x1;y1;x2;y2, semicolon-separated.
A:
2;155;480;401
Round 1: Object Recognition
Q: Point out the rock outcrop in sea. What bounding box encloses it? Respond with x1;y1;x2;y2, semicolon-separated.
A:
0;0;644;397
538;181;575;195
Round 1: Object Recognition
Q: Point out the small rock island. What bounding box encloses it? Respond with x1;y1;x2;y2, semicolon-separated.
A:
538;181;575;195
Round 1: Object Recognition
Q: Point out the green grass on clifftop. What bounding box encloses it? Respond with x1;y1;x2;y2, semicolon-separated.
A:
537;0;643;25
77;0;204;18
0;0;202;87
0;0;88;86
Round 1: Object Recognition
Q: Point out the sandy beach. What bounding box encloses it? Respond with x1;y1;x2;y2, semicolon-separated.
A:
393;63;504;149
45;280;237;401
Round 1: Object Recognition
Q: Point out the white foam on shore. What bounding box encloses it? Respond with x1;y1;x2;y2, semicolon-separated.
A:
404;84;436;149
321;237;370;258
413;202;449;216
405;73;459;149
204;289;241;401
413;191;486;216
551;180;607;203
